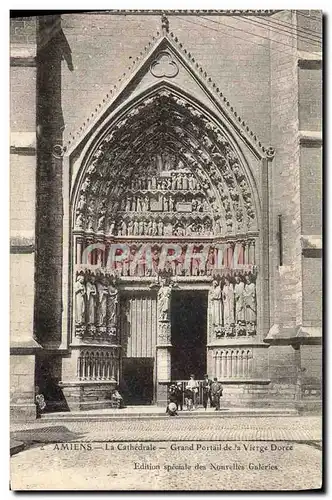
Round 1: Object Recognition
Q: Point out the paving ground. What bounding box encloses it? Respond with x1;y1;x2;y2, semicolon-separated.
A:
10;415;323;491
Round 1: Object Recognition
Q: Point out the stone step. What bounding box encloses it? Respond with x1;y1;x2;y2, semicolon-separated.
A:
10;439;25;456
40;406;298;422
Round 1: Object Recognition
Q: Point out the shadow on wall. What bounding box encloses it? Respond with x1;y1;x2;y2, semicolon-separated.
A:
35;354;69;413
35;14;73;347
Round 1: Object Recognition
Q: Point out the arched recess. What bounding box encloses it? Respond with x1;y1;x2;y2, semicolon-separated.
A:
69;82;263;344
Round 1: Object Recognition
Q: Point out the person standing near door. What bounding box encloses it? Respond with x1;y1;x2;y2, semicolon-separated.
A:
202;374;212;410
186;374;199;409
210;377;223;411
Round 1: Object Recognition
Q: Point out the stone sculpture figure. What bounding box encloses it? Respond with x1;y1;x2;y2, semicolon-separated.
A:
86;275;97;329
98;215;105;231
75;212;84;229
125;197;131;212
138;220;144;235
222;278;235;326
163;195;169;212
133;220;139;235
107;280;119;327
121;220;127;236
210;280;223;326
244;275;257;326
158;220;164;236
234;275;245;323
96;277;109;328
143;196;149;211
109;220;115;236
75;275;86;327
77;193;86;212
127;220;133;235
157;280;172;322
169;196;174;212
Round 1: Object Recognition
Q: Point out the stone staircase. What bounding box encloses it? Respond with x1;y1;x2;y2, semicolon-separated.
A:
39;405;298;422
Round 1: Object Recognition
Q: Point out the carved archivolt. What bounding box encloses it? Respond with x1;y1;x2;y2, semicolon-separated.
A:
73;89;258;240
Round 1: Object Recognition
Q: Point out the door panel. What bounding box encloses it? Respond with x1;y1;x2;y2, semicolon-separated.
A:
121;357;154;405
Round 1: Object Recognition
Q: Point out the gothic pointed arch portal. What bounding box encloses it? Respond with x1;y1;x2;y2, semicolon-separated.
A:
70;84;264;403
72;86;261;340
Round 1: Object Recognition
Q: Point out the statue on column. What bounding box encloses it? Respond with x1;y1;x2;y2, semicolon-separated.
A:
234;275;246;335
157;278;173;344
222;277;235;335
107;278;119;339
157;279;172;322
75;274;86;337
210;280;223;335
96;276;109;334
86;274;97;335
244;274;257;335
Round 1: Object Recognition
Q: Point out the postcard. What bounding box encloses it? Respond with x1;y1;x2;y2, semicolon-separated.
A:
10;8;322;491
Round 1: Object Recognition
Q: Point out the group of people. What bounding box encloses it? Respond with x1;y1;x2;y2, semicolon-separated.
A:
166;374;223;416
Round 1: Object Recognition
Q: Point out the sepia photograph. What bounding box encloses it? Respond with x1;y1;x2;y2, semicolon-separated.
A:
9;7;323;491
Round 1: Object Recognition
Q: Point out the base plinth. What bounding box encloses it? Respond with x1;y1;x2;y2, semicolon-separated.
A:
59;381;117;411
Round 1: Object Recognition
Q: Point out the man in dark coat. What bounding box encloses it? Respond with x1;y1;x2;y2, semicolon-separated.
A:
175;382;183;411
210;377;223;411
202;374;213;410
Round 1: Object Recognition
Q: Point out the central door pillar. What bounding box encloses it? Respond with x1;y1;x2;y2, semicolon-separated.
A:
156;280;172;406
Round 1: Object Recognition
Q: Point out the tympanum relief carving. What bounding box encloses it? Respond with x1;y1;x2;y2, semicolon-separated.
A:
73;90;257;239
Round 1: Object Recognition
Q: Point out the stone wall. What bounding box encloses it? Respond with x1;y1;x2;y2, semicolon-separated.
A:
10;15;39;420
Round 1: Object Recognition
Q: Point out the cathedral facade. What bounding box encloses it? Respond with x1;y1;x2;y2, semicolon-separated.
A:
10;11;322;418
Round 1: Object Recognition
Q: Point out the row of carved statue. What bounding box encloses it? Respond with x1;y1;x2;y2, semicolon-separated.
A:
209;276;257;336
76;241;256;277
129;172;200;191
75;273;119;339
74;270;257;340
106;217;214;237
113;193;210;214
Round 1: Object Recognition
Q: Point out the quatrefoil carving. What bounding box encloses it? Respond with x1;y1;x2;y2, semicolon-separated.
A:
150;51;179;78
